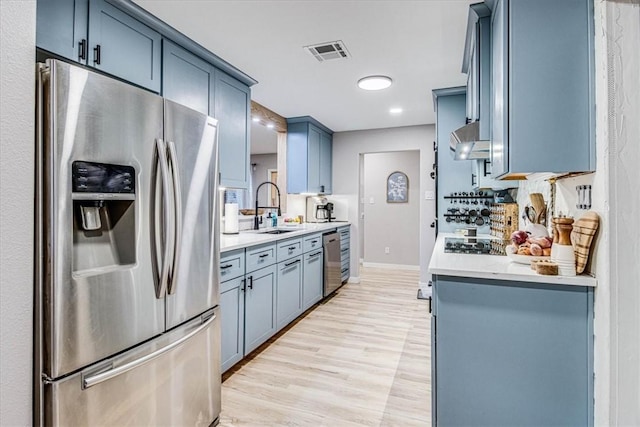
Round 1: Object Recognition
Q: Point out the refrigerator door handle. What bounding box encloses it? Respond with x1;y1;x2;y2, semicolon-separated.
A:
82;312;216;389
155;138;174;299
166;140;182;295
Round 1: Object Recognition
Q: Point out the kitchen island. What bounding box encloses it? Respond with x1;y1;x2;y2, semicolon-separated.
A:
428;233;595;427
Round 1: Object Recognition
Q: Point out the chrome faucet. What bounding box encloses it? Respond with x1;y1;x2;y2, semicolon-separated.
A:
254;181;282;230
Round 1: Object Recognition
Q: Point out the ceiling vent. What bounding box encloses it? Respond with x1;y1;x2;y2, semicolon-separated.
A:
305;41;351;62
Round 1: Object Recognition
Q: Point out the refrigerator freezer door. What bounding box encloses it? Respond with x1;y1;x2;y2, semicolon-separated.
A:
44;308;221;426
164;100;220;330
42;60;165;378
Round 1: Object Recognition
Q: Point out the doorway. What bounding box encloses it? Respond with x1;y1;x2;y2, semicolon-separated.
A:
361;151;420;268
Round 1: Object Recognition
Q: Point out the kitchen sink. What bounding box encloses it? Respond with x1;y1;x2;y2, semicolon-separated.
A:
261;229;296;234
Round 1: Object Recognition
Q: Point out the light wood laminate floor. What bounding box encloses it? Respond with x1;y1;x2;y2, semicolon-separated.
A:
219;267;431;426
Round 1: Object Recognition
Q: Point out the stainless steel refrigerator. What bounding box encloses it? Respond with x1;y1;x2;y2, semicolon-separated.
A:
35;59;221;426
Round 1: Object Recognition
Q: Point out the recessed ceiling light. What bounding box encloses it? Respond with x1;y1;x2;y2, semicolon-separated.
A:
266;123;274;129
389;107;403;114
252;117;260;122
358;75;392;91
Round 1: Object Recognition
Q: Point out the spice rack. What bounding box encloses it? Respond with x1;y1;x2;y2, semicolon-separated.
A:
490;203;519;255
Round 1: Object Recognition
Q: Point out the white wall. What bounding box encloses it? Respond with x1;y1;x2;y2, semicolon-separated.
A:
0;1;37;426
363;151;420;266
598;1;640;425
332;125;436;285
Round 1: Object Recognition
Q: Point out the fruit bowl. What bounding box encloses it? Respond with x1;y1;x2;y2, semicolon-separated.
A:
506;251;551;264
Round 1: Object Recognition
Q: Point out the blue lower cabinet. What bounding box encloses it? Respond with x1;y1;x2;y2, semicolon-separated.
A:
432;275;593;426
302;249;323;311
220;276;245;372
276;256;303;331
244;264;277;354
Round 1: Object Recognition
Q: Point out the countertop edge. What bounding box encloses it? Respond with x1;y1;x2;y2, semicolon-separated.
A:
220;222;350;252
428;233;597;288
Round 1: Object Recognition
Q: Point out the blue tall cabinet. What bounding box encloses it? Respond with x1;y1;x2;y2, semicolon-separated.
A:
432;88;488;234
490;0;595;178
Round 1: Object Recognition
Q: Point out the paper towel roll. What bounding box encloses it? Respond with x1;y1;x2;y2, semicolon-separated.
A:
224;203;239;234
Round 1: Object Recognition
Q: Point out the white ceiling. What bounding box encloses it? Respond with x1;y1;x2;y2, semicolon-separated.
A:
134;0;473;132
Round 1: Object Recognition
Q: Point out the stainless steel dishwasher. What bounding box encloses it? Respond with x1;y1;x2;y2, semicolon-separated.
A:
323;232;342;296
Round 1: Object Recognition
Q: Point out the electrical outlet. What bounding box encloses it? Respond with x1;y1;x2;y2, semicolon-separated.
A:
385;247;390;254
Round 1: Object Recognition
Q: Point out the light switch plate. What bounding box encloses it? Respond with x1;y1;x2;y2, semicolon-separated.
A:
425;190;435;200
369;197;375;204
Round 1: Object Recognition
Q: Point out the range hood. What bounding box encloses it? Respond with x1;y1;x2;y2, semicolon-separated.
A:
449;121;490;160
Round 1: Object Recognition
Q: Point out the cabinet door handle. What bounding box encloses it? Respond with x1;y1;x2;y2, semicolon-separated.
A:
309;251;322;258
320;185;325;193
259;253;270;258
248;276;253;289
93;44;101;65
310;240;318;244
284;259;300;267
288;246;296;251
220;264;233;269
78;39;87;61
471;173;477;187
241;278;246;292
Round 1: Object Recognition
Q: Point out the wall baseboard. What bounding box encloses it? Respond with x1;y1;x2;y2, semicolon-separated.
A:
347;276;361;284
362;262;420;271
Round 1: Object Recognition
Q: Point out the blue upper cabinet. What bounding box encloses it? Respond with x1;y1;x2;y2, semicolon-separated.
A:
286;117;333;194
36;0;161;93
162;40;213;116
36;0;88;63
163;41;251;189
88;0;161;92
491;0;595;178
214;72;251;189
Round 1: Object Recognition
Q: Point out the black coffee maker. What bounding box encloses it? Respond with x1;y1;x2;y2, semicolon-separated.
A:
315;202;335;222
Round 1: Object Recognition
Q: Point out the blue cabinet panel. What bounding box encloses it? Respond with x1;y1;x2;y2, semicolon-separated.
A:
302;250;323;311
307;125;321;193
36;0;88;63
215;71;251;189
244;264;277;354
88;0;161;92
433;276;593;426
319;131;332;194
276;256;303;331
221;276;245;372
162;40;213;116
491;0;508;177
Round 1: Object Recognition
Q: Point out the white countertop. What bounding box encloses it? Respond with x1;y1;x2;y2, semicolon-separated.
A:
221;222;350;252
428;233;597;287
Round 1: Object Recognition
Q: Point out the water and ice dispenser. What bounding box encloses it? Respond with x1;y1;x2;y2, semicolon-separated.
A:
72;161;136;272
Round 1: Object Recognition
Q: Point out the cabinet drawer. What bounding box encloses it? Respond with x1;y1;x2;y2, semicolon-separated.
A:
220;249;244;281
303;233;322;253
340;238;350;252
246;243;276;273
340;242;350;259
341;258;350;272
277;238;303;262
338;226;350;240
